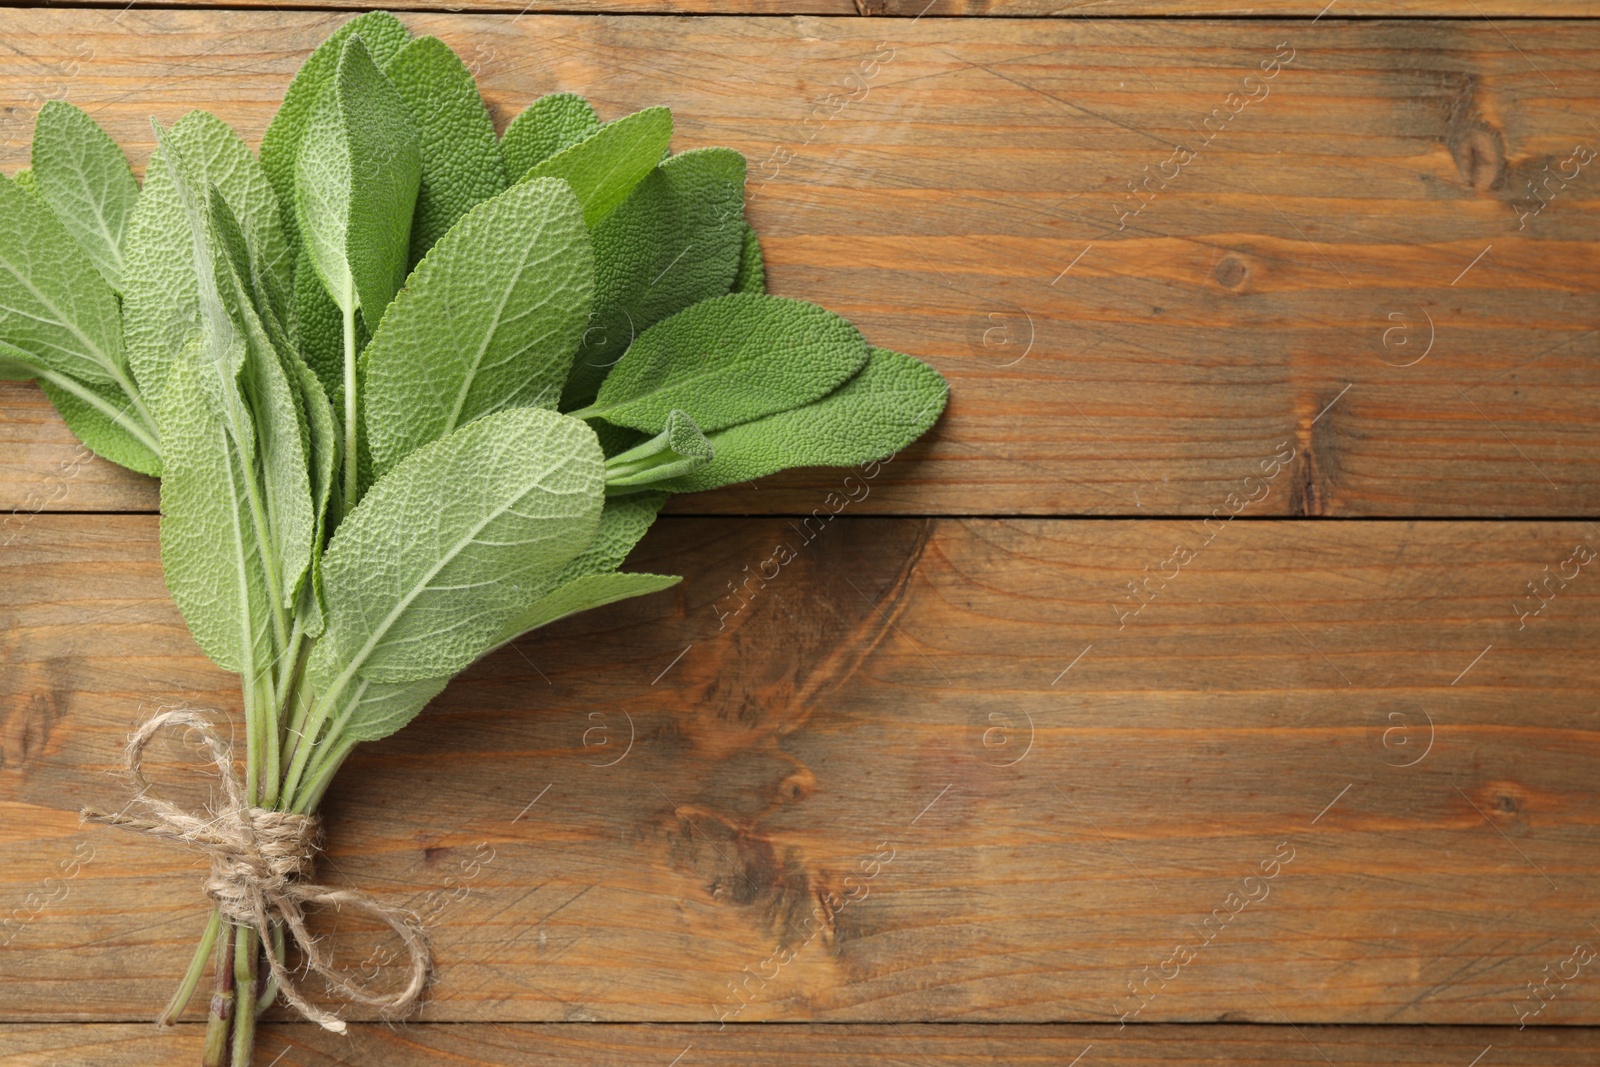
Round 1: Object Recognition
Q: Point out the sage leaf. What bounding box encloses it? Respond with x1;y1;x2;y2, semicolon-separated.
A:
342;489;670;741
295;34;421;330
205;192;318;611
561;147;747;408
30;101;140;293
0;172;129;388
362;177;593;477
260;10;411;254
338;674;452;744
497;491;674;643
733;221;764;294
122;110;290;408
519;106;672;227
578;293;868;435
308;406;604;686
498;571;679;642
0;339;36;380
382;35;508;266
560;491;666;580
12;169;39;198
654;347;947;494
501;92;601;177
157;341;278;681
288;347;339;637
37;371;162;476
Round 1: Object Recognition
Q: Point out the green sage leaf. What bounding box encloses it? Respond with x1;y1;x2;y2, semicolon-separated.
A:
30;101;140;293
204;191;318;611
654;347;947;494
382;35;508;266
260;10;411;254
733;221;764;294
362;177;593;477
338;674;452;744
519;106;671;227
496;491;675;643
498;571;678;643
37;372;162;476
579;293;868;435
501;92;601;178
157;342;278;680
561;147;747;408
122;110;291;408
295;34;421;330
0;172;129;388
308;406;605;686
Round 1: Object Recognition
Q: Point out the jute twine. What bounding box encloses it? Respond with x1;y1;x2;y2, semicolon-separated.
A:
82;709;430;1033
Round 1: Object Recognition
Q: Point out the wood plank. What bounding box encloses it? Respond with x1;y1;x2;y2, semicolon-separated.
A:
2;13;1600;516
18;0;1600;17
3;515;1598;1024
4;1022;1598;1066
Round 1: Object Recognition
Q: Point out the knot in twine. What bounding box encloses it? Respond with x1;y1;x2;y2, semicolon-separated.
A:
82;709;429;1033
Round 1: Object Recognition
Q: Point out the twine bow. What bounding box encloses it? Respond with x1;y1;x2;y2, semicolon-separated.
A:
82;709;430;1033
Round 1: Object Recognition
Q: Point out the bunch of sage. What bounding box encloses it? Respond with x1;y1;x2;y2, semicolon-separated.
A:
0;12;946;1064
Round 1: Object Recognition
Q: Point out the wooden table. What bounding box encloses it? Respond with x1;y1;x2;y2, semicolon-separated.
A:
3;3;1599;1064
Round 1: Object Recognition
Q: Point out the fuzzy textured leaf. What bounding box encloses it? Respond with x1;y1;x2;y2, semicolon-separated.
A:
562;148;746;408
499;571;678;643
362;177;593;477
501;93;602;178
157;345;278;680
654;347;947;494
0;173;128;387
30;101;140;293
338;674;452;744
558;491;666;583
383;36;508;266
581;293;868;435
260;11;411;253
519;106;672;227
309;407;604;686
296;34;421;329
733;221;764;294
122;111;291;407
38;373;162;476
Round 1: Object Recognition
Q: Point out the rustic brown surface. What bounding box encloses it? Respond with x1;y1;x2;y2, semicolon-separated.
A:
3;515;1598;1037
3;4;1599;1063
4;1022;1599;1066
4;12;1600;516
16;0;1600;16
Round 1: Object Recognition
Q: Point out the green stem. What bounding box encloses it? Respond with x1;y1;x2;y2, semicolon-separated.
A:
278;672;353;807
201;924;235;1067
233;657;278;811
292;736;357;814
278;641;319;780
342;298;359;510
231;925;258;1067
158;908;221;1026
256;922;285;1014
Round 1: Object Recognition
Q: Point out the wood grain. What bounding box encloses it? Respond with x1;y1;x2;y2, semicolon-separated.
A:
3;515;1598;1029
3;1022;1598;1066
17;0;1600;16
3;12;1600;516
